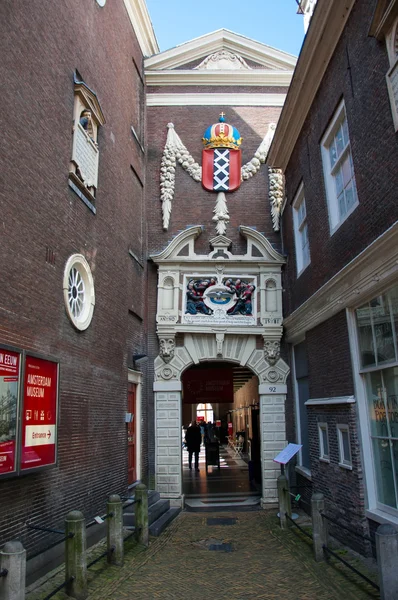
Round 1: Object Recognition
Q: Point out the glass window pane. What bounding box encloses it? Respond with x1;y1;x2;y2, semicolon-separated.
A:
329;142;337;168
345;185;355;211
383;367;398;439
387;286;398;357
335;125;344;156
338;192;346;219
372;437;396;508
365;371;389;438
373;295;395;365
342;155;352;187
356;304;376;367
342;117;349;146
341;429;351;462
322;428;329;456
335;169;344;195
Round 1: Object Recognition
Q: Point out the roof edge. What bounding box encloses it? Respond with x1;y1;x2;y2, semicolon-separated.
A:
123;0;159;57
267;0;356;171
144;29;297;71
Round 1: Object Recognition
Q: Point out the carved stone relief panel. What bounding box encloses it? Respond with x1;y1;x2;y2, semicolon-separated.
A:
159;336;176;363
182;274;257;326
69;76;105;208
156;271;179;324
260;272;283;326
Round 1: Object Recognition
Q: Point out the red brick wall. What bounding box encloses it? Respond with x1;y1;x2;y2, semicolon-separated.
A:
306;311;354;399
145;99;287;478
146;103;286;256
281;0;398;316
0;0;147;552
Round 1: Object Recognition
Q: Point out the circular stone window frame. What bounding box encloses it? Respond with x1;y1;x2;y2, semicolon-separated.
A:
63;254;95;331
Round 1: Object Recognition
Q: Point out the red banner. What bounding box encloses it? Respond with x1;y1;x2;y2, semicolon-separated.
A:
20;356;58;471
0;349;20;475
183;369;233;403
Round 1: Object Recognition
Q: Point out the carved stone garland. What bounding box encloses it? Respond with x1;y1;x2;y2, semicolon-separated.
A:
160;124;201;230
160;122;277;233
212;192;230;236
241;123;276;180
268;168;285;231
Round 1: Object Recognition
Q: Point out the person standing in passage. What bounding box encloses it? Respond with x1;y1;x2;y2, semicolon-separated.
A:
185;421;201;471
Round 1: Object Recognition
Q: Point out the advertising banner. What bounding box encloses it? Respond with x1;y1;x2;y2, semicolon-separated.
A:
20;355;58;471
182;369;233;404
0;348;20;476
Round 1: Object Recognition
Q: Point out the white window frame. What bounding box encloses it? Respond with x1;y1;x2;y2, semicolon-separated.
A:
347;299;398;524
292;182;311;276
321;99;358;234
292;342;312;478
318;422;330;462
336;424;352;469
63;254;95;331
385;17;398;132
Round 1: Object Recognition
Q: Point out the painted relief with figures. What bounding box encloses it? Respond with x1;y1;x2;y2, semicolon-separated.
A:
183;276;256;325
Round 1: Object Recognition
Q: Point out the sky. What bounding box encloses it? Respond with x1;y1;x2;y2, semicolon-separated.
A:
145;0;305;57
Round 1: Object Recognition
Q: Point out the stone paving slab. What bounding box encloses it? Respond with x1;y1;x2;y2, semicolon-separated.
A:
27;511;379;600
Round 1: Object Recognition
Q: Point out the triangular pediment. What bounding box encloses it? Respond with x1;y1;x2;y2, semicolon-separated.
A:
145;29;296;72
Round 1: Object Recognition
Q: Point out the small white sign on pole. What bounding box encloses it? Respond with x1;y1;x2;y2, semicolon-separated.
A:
273;443;302;465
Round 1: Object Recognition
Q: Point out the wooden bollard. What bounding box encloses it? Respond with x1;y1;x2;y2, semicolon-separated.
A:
65;510;87;599
107;494;124;566
277;474;291;530
311;493;326;562
0;540;26;600
134;484;149;547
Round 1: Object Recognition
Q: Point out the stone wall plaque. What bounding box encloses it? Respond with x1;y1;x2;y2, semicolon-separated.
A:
71;123;99;189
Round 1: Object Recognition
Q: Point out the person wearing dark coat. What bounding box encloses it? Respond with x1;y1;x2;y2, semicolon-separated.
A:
185;421;202;471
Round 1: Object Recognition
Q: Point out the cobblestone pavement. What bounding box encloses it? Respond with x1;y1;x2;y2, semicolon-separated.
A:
28;511;379;600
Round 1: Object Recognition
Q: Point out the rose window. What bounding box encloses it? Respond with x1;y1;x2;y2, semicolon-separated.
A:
63;254;95;331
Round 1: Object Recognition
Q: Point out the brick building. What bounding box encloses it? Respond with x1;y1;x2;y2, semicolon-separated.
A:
145;29;295;506
1;0;397;575
0;0;157;569
268;0;398;551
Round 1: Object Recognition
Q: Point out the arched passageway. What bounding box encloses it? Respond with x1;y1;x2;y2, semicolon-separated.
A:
181;362;262;507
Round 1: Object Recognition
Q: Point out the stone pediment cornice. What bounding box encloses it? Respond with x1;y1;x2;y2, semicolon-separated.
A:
144;29;296;72
150;226;203;262
145;70;293;87
150;226;285;265
239;227;286;264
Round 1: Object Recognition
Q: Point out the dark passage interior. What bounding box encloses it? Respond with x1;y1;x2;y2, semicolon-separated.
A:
181;363;262;508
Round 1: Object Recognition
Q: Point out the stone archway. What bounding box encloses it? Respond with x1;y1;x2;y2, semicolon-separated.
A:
153;333;289;508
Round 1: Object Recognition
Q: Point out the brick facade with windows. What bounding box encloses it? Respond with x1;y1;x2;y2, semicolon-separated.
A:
0;0;147;555
281;0;398;316
271;0;398;548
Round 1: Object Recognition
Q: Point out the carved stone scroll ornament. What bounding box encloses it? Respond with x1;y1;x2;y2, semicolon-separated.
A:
215;333;225;357
241;123;276;180
268;168;285;231
159;337;176;363
160;123;202;230
195;51;251;71
264;339;281;365
212;192;230;236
